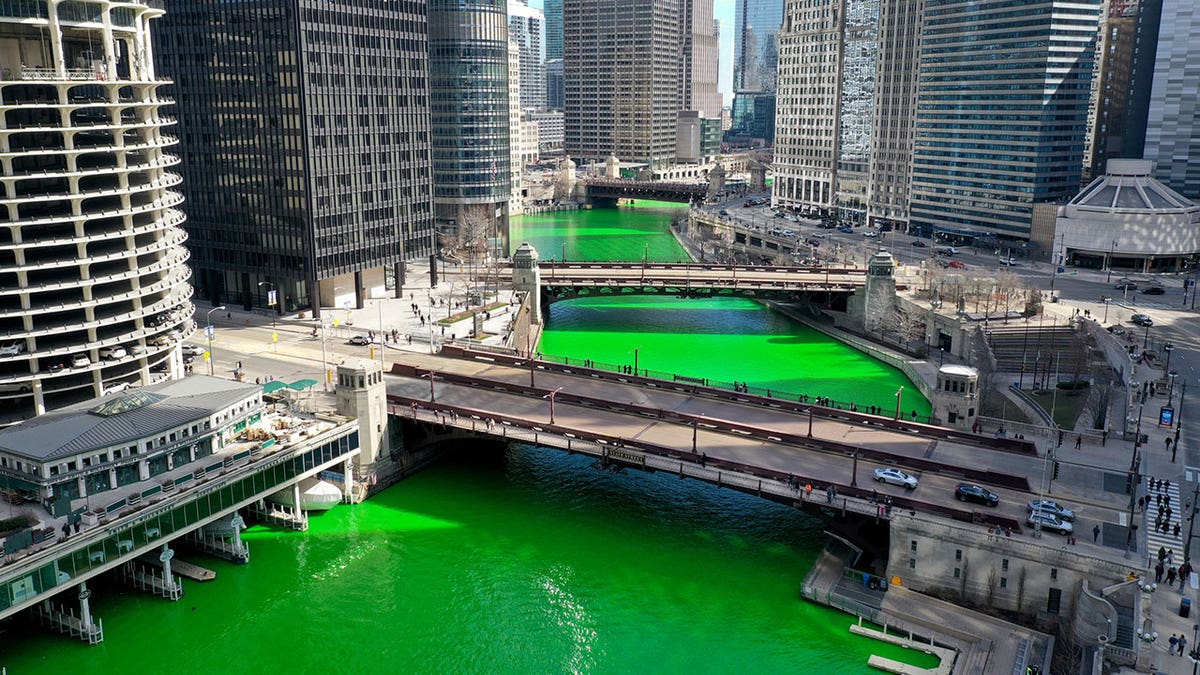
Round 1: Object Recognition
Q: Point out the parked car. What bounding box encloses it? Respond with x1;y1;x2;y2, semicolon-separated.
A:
149;334;172;347
998;257;1020;266
44;360;66;373
954;483;999;507
948;261;966;269
98;345;127;360
348;335;372;346
0;381;32;394
1027;499;1076;521
103;382;132;396
1130;314;1154;327
873;467;918;489
1114;281;1138;291
0;341;25;356
128;343;147;356
150;360;170;373
71;353;91;368
862;230;879;238
910;240;928;248
1026;511;1073;535
181;343;205;357
1142;286;1166;295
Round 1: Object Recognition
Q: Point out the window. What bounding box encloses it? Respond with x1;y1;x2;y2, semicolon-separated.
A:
955;549;962;561
1000;577;1007;589
953;567;960;578
1050;568;1058;581
910;540;917;552
1002;559;1009;572
909;558;916;569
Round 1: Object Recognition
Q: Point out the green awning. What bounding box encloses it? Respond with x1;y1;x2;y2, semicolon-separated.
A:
287;379;318;391
262;380;288;394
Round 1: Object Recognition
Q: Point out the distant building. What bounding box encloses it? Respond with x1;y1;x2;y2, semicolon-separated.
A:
158;0;434;314
1082;0;1162;185
508;1;546;110
546;59;564;110
908;0;1102;242
544;0;563;61
528;111;566;155
509;40;525;213
730;0;784;143
1144;0;1199;198
867;0;923;231
0;0;194;424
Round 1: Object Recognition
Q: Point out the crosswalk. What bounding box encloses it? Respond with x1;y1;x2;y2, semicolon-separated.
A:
1145;476;1185;570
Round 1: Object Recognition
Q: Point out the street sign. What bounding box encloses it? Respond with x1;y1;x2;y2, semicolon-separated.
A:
267;289;277;307
204;325;214;339
1160;406;1175;426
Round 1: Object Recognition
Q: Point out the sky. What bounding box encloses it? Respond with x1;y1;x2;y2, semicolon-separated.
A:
527;0;737;108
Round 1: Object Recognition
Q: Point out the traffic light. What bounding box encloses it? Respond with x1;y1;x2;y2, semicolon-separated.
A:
1125;473;1134;494
1052;461;1060;480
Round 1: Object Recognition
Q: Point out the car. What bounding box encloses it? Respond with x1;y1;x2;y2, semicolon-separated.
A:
862;231;879;238
954;483;999;507
998;257;1020;266
837;226;854;234
1027;500;1076;521
71;353;91;368
1026;511;1073;535
0;382;32;394
0;341;25;356
150;361;170;373
182;353;196;365
873;467;918;489
805;239;822;247
181;343;205;357
1142;286;1166;295
348;335;372;346
128;343;147;356
810;232;827;238
1130;314;1153;327
103;382;132;396
1106;325;1127;336
782;229;795;237
936;247;958;256
44;360;66;373
98;345;127;360
948;261;966;269
879;223;893;232
1114;281;1138;291
911;240;928;248
149;334;172;347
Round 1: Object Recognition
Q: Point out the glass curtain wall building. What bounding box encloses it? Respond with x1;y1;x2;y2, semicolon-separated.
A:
429;0;512;248
1144;0;1199;198
156;0;435;315
908;0;1102;242
730;0;784;144
508;1;546;111
0;0;193;424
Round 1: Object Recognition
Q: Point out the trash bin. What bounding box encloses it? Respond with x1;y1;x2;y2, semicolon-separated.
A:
1181;597;1191;618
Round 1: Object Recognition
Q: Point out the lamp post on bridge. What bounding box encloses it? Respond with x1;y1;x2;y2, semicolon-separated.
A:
851;450;859;487
204;305;226;377
423;369;437;403
544;387;562;424
894;386;904;420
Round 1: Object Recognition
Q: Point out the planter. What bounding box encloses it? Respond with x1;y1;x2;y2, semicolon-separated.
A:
81;511;100;527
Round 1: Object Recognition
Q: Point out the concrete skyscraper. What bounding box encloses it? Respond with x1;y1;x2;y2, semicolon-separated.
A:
1144;0;1199;198
773;0;879;222
1081;0;1162;185
867;0;924;230
509;0;547;110
0;0;194;423
429;0;512;249
908;0;1101;242
730;0;784;144
157;0;434;315
563;0;681;165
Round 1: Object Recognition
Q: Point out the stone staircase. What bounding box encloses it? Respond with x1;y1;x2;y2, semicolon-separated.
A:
985;324;1086;380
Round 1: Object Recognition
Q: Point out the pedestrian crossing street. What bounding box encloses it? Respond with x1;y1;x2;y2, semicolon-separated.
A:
1145;476;1184;571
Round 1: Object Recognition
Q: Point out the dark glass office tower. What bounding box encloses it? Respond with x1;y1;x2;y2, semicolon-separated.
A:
155;0;434;315
729;0;783;143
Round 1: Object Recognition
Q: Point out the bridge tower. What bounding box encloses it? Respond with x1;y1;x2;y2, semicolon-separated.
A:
846;251;898;333
604;154;620;179
932;365;979;429
336;358;391;495
512;242;542;325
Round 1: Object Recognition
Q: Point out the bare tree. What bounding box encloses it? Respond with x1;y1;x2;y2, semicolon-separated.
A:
881;303;927;349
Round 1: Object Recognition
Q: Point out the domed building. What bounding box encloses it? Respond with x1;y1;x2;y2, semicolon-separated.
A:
0;0;193;426
1053;159;1200;273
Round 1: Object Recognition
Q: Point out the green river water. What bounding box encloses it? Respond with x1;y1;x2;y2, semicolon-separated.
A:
4;203;939;673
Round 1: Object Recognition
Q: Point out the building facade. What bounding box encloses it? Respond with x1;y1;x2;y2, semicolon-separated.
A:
429;0;512;250
544;0;563;61
528;111;565;154
509;40;524;214
773;0;879;221
908;0;1102;242
730;0;784;143
681;0;722;119
157;0;435;315
1144;0;1199;198
1081;0;1162;185
546;58;564;110
867;0;924;231
508;0;546;111
563;0;682;166
0;0;193;425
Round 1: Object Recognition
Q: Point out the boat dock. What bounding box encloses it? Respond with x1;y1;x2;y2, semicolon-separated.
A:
137;552;216;582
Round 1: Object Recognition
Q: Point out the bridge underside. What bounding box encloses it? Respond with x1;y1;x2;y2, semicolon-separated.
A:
586;188;704;204
540;285;851;311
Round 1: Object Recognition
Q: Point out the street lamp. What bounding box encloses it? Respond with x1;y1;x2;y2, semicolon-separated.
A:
1168;371;1179;406
258;281;277;352
544;387;562;424
1107;239;1117;283
894;386;904;420
1164;342;1175;375
204;306;226;376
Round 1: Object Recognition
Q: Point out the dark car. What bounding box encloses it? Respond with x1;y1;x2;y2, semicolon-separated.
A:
837;226;853;234
1130;314;1154;327
955;483;999;507
44;361;66;374
1114;281;1137;291
910;240;928;247
1142;286;1166;295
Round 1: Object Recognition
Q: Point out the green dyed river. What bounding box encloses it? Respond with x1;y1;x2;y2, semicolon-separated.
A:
5;204;939;673
4;448;938;674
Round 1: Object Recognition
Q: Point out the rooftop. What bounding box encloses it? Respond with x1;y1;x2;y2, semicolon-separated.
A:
0;376;262;462
1069;159;1197;213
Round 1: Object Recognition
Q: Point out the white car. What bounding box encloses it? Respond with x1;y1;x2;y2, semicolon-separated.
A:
71;353;91;368
862;231;879;238
181;343;205;357
0;341;25;356
128;343;147;356
0;381;32;394
98;345;127;360
998;257;1020;266
873;467;918;489
103;382;132;396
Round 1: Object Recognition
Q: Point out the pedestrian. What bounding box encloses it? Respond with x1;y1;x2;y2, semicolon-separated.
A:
1156;561;1165;583
1181;565;1190;589
1158;493;1163;506
1179;633;1188;656
1156;516;1163;531
1167;507;1174;522
1171;634;1179;653
1075;435;1082;449
237;360;242;370
1166;495;1172;508
1160;546;1168;562
1139;496;1146;510
1168;549;1175;566
1167;567;1178;585
1093;524;1101;542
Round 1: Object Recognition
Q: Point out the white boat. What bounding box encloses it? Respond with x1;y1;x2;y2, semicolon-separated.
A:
268;478;343;512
